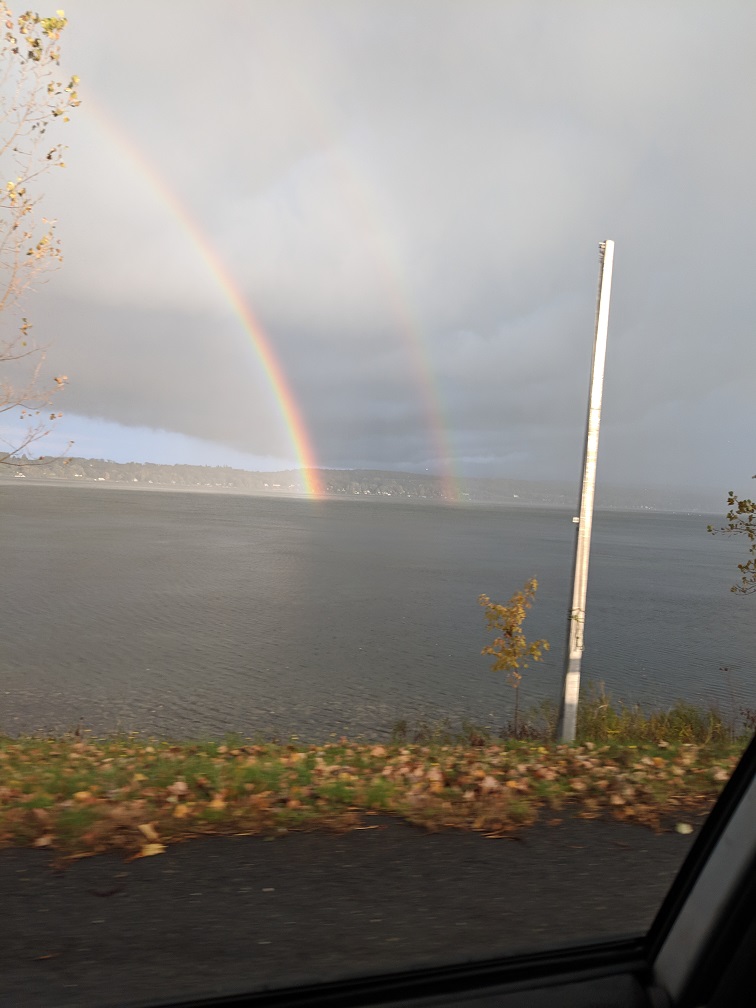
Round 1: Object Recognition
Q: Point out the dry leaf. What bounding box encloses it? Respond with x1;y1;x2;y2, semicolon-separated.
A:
133;843;166;858
137;822;160;842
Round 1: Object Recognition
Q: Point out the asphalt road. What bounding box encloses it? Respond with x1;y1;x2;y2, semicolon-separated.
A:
2;813;698;1007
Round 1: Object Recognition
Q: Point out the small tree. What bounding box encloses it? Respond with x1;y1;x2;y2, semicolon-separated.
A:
478;578;550;736
708;477;756;594
1;4;79;465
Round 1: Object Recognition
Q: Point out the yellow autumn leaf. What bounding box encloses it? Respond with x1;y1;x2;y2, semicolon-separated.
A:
137;822;160;842
173;803;189;819
73;790;92;801
135;843;166;858
208;795;227;810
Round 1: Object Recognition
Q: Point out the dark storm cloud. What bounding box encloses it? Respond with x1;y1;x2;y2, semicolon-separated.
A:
38;297;295;459
21;0;756;490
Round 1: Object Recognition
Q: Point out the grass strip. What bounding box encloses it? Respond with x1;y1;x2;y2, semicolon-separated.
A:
0;731;747;861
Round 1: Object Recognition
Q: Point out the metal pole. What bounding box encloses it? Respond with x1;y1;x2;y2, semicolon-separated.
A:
556;240;615;743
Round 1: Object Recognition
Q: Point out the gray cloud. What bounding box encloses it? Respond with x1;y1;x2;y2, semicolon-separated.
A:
18;0;756;491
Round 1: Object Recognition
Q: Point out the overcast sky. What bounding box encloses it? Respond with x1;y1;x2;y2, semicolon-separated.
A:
5;0;755;493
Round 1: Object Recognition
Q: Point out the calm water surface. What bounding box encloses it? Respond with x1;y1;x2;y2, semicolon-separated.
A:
1;484;752;739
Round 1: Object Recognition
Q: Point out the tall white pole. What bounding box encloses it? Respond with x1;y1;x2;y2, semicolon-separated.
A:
556;240;615;744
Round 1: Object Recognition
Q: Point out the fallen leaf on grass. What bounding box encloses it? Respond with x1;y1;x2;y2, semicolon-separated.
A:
137;823;160;842
33;835;53;848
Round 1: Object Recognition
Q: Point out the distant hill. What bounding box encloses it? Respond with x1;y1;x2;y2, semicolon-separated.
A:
1;455;725;513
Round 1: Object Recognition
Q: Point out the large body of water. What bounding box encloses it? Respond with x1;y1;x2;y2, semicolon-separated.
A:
1;484;753;739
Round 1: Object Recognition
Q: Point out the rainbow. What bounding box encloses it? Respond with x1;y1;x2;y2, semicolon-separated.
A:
253;36;462;501
86;101;323;499
331;148;461;501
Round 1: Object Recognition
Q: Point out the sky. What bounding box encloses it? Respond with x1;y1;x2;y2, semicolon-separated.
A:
3;0;755;495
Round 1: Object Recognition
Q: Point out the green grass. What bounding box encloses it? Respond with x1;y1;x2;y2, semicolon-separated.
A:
390;685;753;748
0;700;750;858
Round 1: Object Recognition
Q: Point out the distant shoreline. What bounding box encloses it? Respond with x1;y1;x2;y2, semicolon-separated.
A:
1;454;727;513
0;477;718;516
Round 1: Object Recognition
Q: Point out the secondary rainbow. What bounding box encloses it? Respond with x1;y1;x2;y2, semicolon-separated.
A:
334;150;461;502
264;48;462;501
87;101;323;499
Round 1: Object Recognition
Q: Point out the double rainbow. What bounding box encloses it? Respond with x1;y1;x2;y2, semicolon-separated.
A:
89;94;461;502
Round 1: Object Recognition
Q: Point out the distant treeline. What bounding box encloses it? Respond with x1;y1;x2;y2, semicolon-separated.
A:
1;455;722;512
